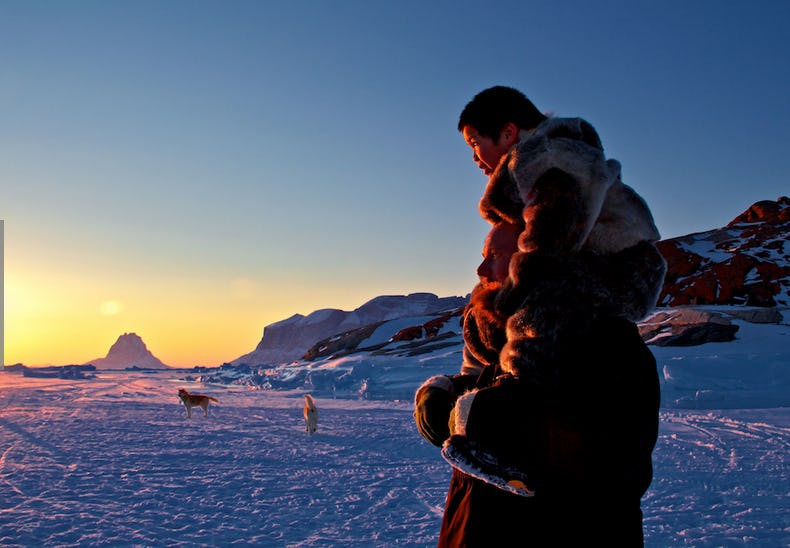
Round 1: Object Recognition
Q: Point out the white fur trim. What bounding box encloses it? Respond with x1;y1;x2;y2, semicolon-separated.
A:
414;375;455;405
452;390;478;437
421;375;455;393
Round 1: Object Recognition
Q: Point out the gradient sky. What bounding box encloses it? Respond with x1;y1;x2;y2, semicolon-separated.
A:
2;1;788;367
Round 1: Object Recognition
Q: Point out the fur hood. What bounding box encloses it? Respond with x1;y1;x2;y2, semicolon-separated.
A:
480;117;661;254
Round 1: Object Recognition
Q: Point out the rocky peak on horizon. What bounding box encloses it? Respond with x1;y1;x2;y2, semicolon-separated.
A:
658;196;789;307
88;332;170;370
728;196;790;225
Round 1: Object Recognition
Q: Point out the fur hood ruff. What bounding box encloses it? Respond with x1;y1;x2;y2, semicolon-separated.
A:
481;117;661;254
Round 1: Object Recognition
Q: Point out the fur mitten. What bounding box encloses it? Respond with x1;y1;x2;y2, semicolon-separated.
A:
414;375;475;447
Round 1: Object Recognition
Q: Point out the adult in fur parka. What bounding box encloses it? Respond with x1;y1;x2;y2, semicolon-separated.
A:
415;86;664;545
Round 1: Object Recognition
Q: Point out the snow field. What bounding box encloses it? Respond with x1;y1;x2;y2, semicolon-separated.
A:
0;374;447;546
1;371;788;546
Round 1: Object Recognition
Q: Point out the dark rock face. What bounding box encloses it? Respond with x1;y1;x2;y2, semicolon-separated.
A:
657;197;789;307
303;323;385;361
302;308;465;361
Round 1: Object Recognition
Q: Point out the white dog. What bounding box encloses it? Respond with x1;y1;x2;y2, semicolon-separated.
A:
303;394;318;435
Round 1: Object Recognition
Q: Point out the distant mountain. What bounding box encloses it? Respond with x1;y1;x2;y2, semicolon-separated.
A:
658;196;789;307
232;293;468;366
87;333;170;370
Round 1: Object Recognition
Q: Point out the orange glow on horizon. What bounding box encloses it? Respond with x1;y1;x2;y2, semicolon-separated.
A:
4;267;275;368
5;230;464;368
5;259;418;368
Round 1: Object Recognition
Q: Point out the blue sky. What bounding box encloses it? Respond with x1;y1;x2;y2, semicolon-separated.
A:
2;0;788;366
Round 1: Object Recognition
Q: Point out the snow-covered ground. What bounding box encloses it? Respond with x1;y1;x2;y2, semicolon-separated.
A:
1;315;788;546
0;374;447;547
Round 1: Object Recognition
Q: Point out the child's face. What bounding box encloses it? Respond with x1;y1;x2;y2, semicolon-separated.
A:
462;125;512;176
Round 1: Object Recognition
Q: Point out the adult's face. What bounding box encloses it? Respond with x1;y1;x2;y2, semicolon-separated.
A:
477;223;520;287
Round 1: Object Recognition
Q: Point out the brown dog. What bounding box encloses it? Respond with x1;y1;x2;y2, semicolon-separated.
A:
178;388;218;418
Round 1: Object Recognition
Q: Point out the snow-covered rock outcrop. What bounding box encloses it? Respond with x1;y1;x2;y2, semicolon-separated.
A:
232;293;467;366
657;196;789;307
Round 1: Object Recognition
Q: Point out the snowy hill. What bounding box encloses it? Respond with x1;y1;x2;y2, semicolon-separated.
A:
232;292;467;365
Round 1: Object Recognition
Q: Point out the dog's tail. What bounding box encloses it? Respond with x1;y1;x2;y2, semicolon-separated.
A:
208;396;219;403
